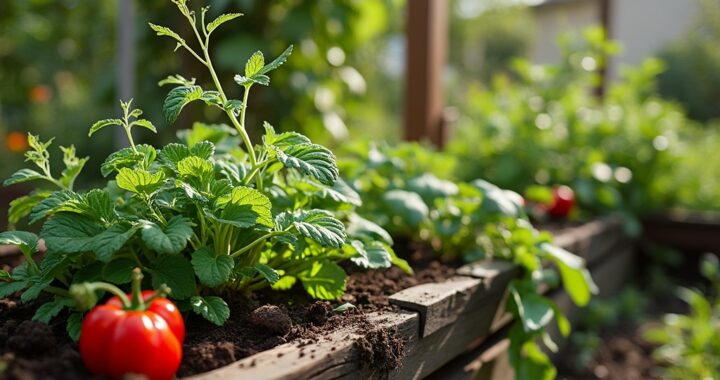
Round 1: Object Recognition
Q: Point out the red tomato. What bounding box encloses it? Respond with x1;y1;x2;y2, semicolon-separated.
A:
79;291;184;380
547;185;575;218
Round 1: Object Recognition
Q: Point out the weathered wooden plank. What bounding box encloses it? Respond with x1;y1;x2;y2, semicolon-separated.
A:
456;260;518;292
186;311;418;380
553;215;625;266
389;276;483;337
388;289;507;380
643;211;720;252
426;221;637;380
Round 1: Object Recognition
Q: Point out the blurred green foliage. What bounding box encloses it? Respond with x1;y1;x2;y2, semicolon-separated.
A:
657;0;720;123
448;27;720;218
0;0;118;182
0;0;407;183
645;253;720;379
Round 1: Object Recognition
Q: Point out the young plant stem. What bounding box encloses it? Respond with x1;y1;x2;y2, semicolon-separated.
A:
230;231;285;257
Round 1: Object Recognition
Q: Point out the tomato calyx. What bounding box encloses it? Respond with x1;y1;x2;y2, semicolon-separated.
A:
70;268;171;312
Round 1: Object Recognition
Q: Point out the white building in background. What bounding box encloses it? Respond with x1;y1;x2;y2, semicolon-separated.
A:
529;0;701;81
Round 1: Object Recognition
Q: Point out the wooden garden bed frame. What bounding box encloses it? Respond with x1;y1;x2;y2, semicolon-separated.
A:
187;215;635;380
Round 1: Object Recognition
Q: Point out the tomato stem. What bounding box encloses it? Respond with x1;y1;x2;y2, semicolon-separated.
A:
70;268;172;312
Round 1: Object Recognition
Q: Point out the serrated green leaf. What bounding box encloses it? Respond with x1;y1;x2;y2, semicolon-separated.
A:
0;280;28;298
254;263;279;284
177;156;214;183
102;258;135;284
224;100;243;115
8;192;49;225
286;210;346;248
158;143;192;168
382;190;429;227
163;85;204;124
299;260;346;300
190;296;230;326
88;119;123;137
190;141;215;159
150;254;196;299
0;271;9;281
21;275;53;302
233;74;270;87
191;247;234;287
262;122;311;147
91;224;138;262
59;145;88;189
42;213;103;254
258;45;293;75
212;187;273;228
0;231;39;254
348;240;393;269
4;168;45;186
29;191;80;224
141;216;194;255
149;23;185;44
131;119;157;133
273;143;339;186
116;168;165;195
67;313;83;342
31;189;114;225
206;13;242;34
245;51;265;78
33;297;71;323
158;74;195;87
100;145;157;177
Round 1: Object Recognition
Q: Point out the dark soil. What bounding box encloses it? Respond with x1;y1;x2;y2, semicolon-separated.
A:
555;288;690;380
556;323;662;380
357;326;405;373
0;241;459;379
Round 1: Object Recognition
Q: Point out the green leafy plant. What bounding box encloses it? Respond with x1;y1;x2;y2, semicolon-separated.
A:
449;27;719;220
645;253;720;379
340;141;597;379
0;0;401;332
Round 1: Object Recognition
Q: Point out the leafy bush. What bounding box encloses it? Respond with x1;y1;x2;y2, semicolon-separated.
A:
657;0;720;122
645;253;720;379
449;27;716;218
0;0;401;335
340;141;597;379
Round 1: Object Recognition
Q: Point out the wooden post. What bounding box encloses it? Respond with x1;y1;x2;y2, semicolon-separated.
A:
596;0;612;99
404;0;449;149
117;0;135;149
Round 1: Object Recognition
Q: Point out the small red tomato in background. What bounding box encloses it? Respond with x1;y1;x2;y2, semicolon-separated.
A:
71;269;184;380
29;85;52;104
5;131;28;153
547;185;575;218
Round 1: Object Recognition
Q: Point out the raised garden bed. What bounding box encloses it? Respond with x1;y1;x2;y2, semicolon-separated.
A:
0;216;632;380
184;215;633;380
642;211;720;252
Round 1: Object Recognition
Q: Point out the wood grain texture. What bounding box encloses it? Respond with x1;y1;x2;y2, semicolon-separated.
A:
389;276;483;337
187;311;418;380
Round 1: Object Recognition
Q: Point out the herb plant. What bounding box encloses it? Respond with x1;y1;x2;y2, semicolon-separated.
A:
340;141;597;380
0;0;401;334
645;253;720;379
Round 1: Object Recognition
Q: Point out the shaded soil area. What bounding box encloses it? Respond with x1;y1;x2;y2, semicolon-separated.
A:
555;289;689;380
556;323;662;380
0;242;459;379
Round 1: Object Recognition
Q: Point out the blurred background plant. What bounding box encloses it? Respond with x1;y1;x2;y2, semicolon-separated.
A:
2;0;720;222
644;253;720;379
